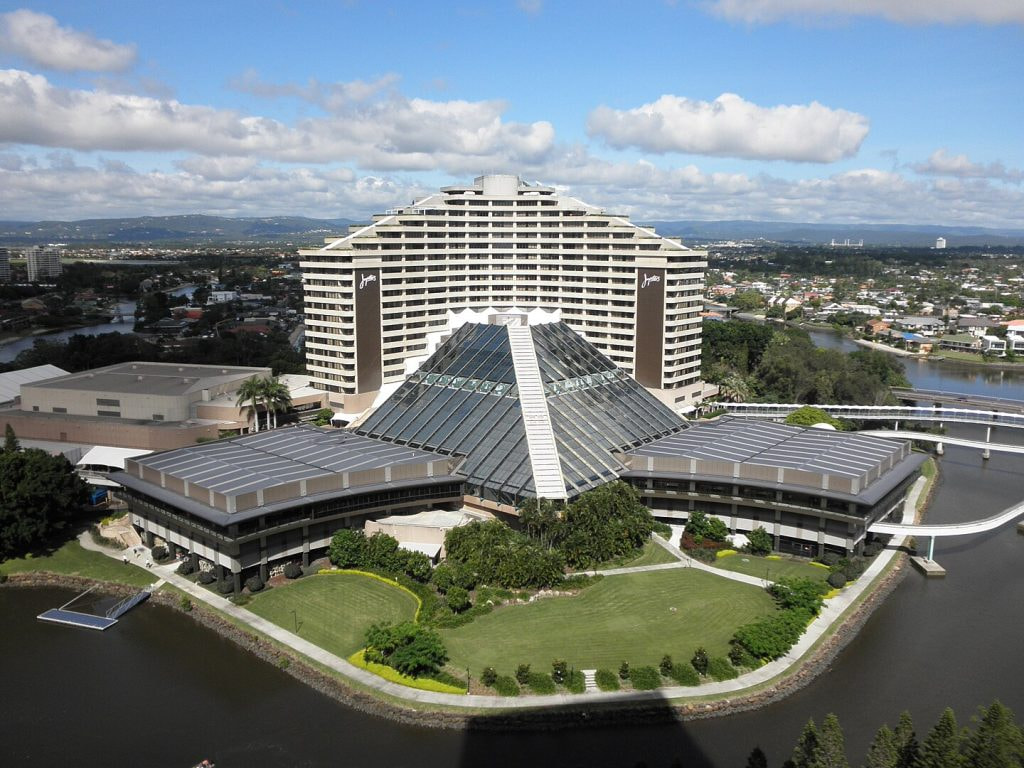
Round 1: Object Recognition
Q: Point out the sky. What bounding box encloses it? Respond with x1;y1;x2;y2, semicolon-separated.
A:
0;1;1021;227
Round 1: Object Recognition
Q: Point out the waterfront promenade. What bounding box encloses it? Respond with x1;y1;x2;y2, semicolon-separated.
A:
76;478;925;711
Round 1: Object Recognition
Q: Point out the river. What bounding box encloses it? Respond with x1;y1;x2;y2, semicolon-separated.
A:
1;330;1023;766
0;285;194;363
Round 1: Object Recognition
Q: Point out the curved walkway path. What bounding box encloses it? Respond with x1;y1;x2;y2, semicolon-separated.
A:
857;430;1024;456
75;479;929;710
869;498;1024;538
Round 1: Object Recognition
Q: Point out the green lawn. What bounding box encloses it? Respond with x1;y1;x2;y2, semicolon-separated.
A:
246;573;419;658
592;539;680;571
712;553;829;582
440;568;776;673
0;539;157;588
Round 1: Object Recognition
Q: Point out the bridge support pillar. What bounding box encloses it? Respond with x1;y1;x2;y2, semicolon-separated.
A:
936;442;944;455
983;426;992;460
927;535;936;562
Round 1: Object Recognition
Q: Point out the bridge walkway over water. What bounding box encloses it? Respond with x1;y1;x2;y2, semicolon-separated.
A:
891;387;1024;414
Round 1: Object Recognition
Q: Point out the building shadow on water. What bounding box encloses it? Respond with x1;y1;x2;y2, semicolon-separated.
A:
455;693;723;768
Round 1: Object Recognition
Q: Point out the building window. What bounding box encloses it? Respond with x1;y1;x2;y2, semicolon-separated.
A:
96;398;121;407
97;410;121;417
152;414;164;421
52;407;67;413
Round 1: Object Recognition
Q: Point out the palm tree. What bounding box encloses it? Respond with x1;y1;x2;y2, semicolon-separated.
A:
235;376;264;433
262;378;292;429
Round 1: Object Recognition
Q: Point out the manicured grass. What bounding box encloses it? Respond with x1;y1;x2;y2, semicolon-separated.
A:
712;552;829;583
593;539;679;571
440;568;776;673
917;457;937;515
0;539;157;588
246;573;419;658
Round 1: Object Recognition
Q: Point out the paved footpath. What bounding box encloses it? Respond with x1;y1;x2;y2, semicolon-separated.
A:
76;478;923;710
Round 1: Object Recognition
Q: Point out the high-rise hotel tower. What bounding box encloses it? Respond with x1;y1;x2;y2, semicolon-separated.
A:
300;175;706;412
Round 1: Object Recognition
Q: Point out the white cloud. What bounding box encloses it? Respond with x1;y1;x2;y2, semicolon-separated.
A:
0;10;136;72
912;148;1023;183
0;69;555;171
587;93;869;163
517;0;544;14
705;0;1024;25
229;70;400;112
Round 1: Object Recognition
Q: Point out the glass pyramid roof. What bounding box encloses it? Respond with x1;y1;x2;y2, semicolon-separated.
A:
355;321;686;506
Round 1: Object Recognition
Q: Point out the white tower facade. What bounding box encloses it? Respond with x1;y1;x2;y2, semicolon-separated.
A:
300;175;706;412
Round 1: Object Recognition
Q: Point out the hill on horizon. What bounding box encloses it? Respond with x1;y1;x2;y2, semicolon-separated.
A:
1;214;1023;248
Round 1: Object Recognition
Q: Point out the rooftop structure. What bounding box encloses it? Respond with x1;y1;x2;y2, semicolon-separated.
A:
114;425;464;590
300;174;706;413
356;317;686;511
0;364;69;405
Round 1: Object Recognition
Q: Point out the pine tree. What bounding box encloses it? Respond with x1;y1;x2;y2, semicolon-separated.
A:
964;701;1024;768
918;708;963;768
3;424;19;452
791;719;823;768
745;746;768;768
864;725;900;768
894;711;920;768
819;713;850;768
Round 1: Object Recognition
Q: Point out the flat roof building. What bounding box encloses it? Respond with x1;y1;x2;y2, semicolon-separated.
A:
26;246;62;282
114;425;464;590
300;174;706;413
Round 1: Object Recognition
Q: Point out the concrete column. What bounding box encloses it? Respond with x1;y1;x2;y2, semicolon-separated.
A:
232;570;242;594
145;530;155;548
772;510;782;550
189;551;199;570
302;529;310;568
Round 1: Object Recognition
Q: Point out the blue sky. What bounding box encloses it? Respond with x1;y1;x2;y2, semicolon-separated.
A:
0;1;1021;226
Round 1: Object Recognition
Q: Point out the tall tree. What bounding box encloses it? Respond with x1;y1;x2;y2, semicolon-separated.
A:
819;713;850;768
963;701;1024;768
3;424;19;452
235;375;265;433
261;377;292;429
0;449;88;558
790;718;822;768
864;725;900;768
894;711;920;768
745;746;768;768
918;708;963;768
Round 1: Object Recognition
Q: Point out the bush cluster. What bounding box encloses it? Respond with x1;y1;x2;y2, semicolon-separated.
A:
527;672;556;694
744;526;773;556
668;661;701;686
444;520;564;589
481;667;497;687
364;621;448;677
595;669;620;691
176;559;194;576
197;571;215;585
283;562;303;579
732;607;812;661
565;669;585;694
328;530;433;583
707;656;739;681
151;545;168;561
691;647;709;675
245;575;264;593
493;675;520;697
629;666;662;691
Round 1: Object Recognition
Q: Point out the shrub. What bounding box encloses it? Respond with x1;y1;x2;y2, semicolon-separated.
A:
595;669;620;691
428;670;467;692
745;526;773;556
819;551;842;567
445;585;471;613
653;520;673;539
494;675;520;697
151;545;168;561
551;659;568;684
769;577;828;616
179;596;192;612
691;647;709;675
515;663;532;685
827;571;847;589
245;574;265;593
218;579;235;595
328;529;366;568
659;654;674;676
176;559;194;576
669;662;701;686
364;621;448;677
629;665;662;691
197;571;215;585
401;550;433;583
481;667;498;687
527;672;556;694
707;656;739;681
565;669;586;694
729;644;758;669
732;608;812;660
283;562;303;579
619;661;630;680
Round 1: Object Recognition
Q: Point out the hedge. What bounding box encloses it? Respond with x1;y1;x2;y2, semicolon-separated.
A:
527;672;556;694
707;656;739;681
629;665;662;691
493;675;520;697
668;662;701;686
565;669;586;694
347;650;465;694
595;669;620;691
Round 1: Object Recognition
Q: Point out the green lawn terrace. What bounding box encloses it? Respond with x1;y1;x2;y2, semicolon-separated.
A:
246;573;419;659
712;552;830;583
1;539;159;589
439;568;775;673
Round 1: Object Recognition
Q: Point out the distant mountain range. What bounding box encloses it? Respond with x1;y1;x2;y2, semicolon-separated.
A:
0;215;355;246
1;214;1022;247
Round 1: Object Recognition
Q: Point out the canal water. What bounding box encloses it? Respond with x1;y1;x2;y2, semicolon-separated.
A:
1;332;1023;767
